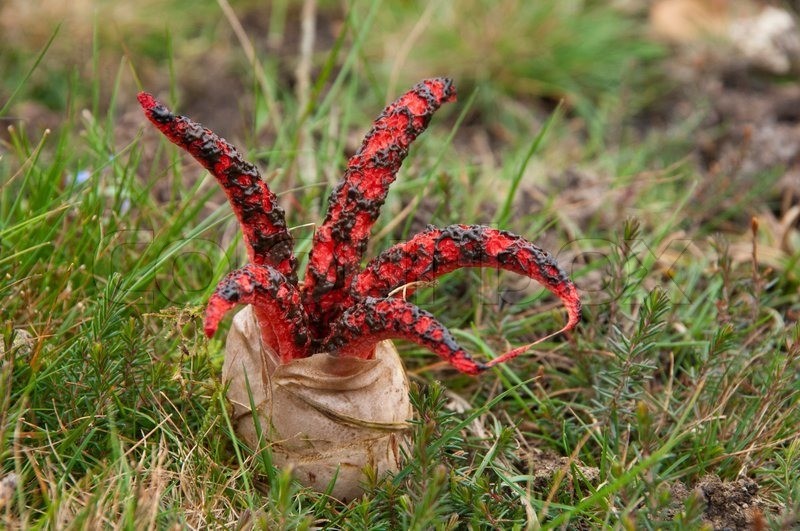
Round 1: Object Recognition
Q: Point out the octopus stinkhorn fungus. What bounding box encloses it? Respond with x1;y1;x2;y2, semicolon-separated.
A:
138;78;581;500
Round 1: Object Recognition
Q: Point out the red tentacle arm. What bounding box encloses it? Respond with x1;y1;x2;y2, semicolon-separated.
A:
205;264;311;363
321;297;489;375
138;92;297;282
350;224;581;332
303;78;457;334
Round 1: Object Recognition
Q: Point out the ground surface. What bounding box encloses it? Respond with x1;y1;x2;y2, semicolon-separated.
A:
2;1;799;529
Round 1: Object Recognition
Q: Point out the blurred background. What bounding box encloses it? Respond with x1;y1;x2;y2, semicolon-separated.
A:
3;0;799;231
3;0;799;310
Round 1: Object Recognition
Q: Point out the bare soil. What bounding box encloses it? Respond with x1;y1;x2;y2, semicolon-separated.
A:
526;449;769;529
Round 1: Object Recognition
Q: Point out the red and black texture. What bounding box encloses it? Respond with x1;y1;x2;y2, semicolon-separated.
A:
303;78;456;337
321;297;489;375
139;79;581;375
138;92;297;282
350;224;581;331
205;264;310;363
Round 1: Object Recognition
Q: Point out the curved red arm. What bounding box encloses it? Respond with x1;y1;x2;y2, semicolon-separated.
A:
321;297;489;375
351;224;581;331
303;78;457;334
205;264;311;362
138;92;297;282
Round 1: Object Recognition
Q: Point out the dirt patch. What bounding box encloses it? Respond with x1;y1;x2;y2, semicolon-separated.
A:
696;475;764;530
662;475;767;530
696;71;800;191
523;449;600;497
522;450;771;530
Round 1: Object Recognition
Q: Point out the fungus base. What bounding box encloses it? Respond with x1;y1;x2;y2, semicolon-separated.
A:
222;306;412;500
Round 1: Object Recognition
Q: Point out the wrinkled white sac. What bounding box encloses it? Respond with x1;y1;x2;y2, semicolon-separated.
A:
222;305;413;501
